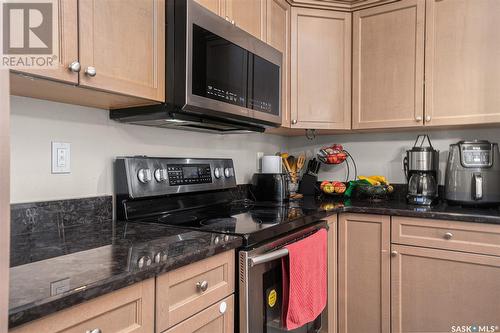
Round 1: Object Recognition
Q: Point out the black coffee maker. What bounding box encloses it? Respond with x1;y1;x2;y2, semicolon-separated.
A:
403;135;440;205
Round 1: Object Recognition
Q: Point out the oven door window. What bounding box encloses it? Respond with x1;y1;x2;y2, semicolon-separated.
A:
249;259;322;333
192;24;248;107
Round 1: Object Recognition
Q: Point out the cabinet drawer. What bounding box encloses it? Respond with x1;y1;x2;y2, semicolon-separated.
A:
10;279;155;333
392;216;500;256
164;295;234;333
156;250;235;332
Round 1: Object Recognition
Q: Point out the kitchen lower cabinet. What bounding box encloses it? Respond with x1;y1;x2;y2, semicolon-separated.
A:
352;0;425;129
424;0;500;127
156;250;235;332
391;245;500;333
290;7;351;130
321;215;338;333
10;279;155;333
164;295;234;333
338;213;390;333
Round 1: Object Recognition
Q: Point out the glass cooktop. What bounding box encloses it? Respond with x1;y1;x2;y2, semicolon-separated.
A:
137;201;312;247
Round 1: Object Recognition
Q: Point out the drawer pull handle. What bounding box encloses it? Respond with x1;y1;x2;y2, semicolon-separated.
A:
391;250;398;257
444;232;453;240
86;329;102;333
196;280;209;292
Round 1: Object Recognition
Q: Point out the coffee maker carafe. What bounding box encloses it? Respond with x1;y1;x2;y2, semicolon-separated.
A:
404;135;439;205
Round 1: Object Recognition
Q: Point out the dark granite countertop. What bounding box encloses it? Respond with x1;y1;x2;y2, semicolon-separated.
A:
9;192;500;329
297;192;500;225
9;221;242;328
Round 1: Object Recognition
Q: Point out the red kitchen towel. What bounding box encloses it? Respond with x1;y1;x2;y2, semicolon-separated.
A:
281;228;327;330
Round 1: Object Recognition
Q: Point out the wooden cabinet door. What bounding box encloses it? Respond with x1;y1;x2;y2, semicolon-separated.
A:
13;0;78;84
266;0;290;127
225;0;266;40
425;0;500;126
79;0;165;101
338;213;390;333
11;279;155;333
290;7;351;130
156;250;235;332
321;215;337;333
195;0;225;16
165;295;234;333
392;245;500;333
352;0;425;129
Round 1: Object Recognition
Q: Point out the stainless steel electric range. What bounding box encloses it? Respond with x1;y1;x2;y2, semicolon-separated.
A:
115;156;327;333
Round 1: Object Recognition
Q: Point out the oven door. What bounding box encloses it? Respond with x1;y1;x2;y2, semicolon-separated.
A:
239;222;327;333
185;0;282;125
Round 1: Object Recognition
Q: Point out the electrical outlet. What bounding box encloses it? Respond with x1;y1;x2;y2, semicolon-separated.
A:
257;152;264;172
52;142;71;174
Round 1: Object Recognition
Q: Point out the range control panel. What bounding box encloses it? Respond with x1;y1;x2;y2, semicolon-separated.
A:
167;164;212;186
460;142;493;168
115;157;236;199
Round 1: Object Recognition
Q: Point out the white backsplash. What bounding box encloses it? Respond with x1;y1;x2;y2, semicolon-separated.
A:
10;96;287;203
287;127;500;185
11;95;500;203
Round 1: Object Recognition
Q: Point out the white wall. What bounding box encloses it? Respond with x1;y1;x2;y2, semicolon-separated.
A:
288;127;500;185
11;95;500;203
10;96;287;203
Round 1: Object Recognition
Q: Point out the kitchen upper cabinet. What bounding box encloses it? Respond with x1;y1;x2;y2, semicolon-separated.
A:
12;0;78;84
195;0;225;16
79;0;165;101
290;7;351;130
391;245;500;333
352;0;425;129
266;0;291;127
225;0;266;40
338;213;390;333
424;0;500;126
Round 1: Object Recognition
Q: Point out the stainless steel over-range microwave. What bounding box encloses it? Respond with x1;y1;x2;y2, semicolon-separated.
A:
111;0;283;133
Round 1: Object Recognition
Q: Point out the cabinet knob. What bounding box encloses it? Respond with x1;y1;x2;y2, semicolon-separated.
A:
68;61;81;73
444;232;453;240
391;250;398;257
219;301;227;314
291;119;297;125
85;66;97;77
415;116;422;122
196;280;209;292
425;115;432;122
86;329;102;333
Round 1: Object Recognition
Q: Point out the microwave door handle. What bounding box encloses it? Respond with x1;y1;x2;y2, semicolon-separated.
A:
249;248;289;267
473;173;483;200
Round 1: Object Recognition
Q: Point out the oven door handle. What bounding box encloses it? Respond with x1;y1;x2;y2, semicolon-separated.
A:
249;248;289;267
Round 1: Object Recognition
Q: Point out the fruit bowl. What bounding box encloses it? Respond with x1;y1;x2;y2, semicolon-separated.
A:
320;181;347;196
317;144;348;165
355;184;394;201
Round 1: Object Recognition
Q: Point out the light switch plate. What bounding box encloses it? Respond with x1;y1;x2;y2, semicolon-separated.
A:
52;142;71;174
